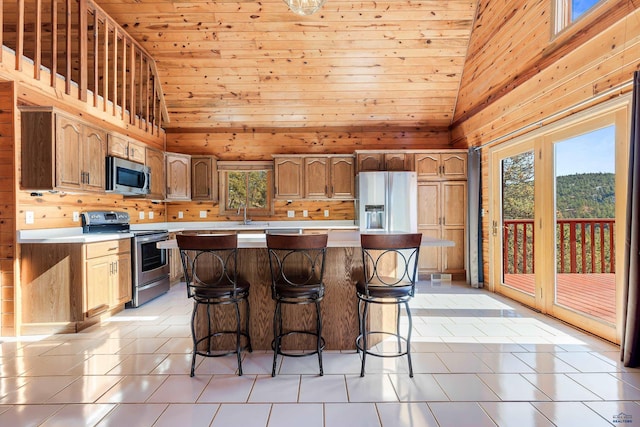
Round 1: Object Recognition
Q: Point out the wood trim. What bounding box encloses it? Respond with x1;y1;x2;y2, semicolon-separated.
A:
34;0;42;80
50;0;57;87
65;0;72;95
16;0;24;71
79;0;88;102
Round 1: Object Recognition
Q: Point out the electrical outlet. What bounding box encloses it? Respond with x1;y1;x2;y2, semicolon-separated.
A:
287;210;295;218
72;211;80;222
139;211;145;220
178;211;184;219
200;210;207;218
303;210;308;217
324;209;329;217
25;211;34;224
149;211;154;220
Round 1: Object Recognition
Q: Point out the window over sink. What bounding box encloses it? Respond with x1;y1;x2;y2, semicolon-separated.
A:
218;161;273;216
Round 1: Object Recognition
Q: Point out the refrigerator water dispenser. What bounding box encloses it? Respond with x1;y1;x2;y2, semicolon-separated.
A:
365;205;385;230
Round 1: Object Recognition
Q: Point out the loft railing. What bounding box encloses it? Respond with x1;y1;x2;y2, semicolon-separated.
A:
1;0;168;135
503;218;615;274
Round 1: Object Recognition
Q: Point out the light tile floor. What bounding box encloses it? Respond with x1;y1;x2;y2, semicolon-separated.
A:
1;281;638;426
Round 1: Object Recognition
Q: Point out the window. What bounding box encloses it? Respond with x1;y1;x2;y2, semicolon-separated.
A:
554;0;603;33
218;161;273;216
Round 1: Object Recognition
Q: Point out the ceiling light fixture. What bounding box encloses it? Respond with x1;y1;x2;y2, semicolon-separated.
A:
284;0;326;15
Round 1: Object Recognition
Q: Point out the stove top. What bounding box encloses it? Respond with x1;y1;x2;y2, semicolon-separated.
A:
82;210;130;234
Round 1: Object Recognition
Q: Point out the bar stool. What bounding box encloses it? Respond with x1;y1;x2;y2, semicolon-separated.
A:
356;233;421;377
266;233;328;377
177;233;252;376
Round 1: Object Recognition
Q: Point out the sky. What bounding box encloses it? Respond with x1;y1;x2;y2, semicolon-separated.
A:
572;0;600;20
554;125;615;176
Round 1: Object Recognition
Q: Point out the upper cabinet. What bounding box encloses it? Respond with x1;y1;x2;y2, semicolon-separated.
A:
415;152;467;181
191;156;218;202
21;107;106;192
107;133;146;164
145;147;165;200
356;151;415;172
274;156;304;199
274;155;355;200
166;152;191;201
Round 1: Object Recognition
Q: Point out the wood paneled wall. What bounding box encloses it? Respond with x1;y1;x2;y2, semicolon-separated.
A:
0;81;16;336
166;127;453;222
166;127;454;161
452;1;640;287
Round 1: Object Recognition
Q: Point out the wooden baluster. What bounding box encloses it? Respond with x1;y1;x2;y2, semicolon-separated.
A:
16;0;24;71
51;0;57;86
35;0;42;80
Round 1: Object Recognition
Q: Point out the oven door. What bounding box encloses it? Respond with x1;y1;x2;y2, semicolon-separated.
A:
135;233;170;286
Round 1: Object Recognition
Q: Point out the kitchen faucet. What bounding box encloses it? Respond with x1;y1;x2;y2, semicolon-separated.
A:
237;204;251;225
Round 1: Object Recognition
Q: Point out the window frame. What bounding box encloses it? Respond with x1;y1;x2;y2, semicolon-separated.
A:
218;161;274;217
552;0;607;36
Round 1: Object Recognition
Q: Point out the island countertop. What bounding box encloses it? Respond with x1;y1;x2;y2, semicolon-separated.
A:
157;230;455;249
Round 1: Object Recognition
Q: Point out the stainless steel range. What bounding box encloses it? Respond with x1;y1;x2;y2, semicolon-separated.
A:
82;211;170;308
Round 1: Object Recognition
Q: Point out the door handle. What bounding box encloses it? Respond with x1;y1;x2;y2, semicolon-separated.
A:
492;220;498;236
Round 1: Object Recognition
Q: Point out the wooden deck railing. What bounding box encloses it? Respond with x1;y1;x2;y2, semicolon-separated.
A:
503;218;615;274
1;0;168;135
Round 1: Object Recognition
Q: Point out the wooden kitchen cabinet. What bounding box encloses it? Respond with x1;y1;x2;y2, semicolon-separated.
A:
417;180;467;278
20;239;131;334
166;152;192;201
304;157;329;199
385;152;414;171
191;156;218;201
276;155;354;199
145;146;165;200
107;132;146;164
85;239;132;317
415;152;467;180
274;156;304;199
329;156;355;198
21;107;106;192
356;153;384;172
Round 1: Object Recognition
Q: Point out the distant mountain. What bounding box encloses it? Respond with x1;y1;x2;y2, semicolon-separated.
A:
555;173;615;219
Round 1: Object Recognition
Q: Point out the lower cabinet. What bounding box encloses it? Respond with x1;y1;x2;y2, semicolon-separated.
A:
85;240;132;317
417;181;467;279
20;239;131;334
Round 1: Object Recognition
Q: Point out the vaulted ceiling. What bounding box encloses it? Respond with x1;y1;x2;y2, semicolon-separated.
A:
95;0;477;130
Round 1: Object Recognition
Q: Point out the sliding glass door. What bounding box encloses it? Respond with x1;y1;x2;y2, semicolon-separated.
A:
489;100;630;343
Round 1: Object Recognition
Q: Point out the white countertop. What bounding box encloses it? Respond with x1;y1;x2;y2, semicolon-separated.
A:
158;230;455;249
16;221;359;244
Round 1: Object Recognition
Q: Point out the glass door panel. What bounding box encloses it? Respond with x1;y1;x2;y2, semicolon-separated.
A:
553;126;616;325
501;151;536;297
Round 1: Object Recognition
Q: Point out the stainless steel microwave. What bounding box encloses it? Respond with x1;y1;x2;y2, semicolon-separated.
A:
105;156;150;196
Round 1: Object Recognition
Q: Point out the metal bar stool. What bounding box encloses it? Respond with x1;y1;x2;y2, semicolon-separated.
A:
266;233;328;377
356;233;421;377
177;233;252;376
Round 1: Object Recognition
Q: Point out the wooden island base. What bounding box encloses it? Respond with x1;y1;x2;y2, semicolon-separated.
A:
193;246;395;351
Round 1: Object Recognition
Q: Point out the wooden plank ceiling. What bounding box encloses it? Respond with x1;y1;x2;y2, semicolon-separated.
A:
95;0;477;130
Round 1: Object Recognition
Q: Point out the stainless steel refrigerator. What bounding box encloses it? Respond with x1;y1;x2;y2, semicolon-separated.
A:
356;171;418;232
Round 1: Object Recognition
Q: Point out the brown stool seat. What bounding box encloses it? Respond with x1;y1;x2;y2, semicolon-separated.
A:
356;233;421;377
267;233;328;377
177;233;252;377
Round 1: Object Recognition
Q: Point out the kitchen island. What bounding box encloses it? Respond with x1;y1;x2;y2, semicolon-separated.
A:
160;230;453;351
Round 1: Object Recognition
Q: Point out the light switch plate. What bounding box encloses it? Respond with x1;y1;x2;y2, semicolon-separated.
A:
324;210;329;217
72;211;80;222
139;211;145;220
303;210;308;217
149;211;154;220
200;211;207;218
178;211;184;219
287;210;295;218
25;211;34;224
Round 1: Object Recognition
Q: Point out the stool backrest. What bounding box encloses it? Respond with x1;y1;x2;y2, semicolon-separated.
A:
177;234;240;297
266;234;328;292
360;233;421;289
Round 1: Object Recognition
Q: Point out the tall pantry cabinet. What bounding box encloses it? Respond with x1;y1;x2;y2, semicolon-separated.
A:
416;151;467;279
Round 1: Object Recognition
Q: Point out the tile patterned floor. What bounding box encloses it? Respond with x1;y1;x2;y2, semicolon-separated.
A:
0;281;637;426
